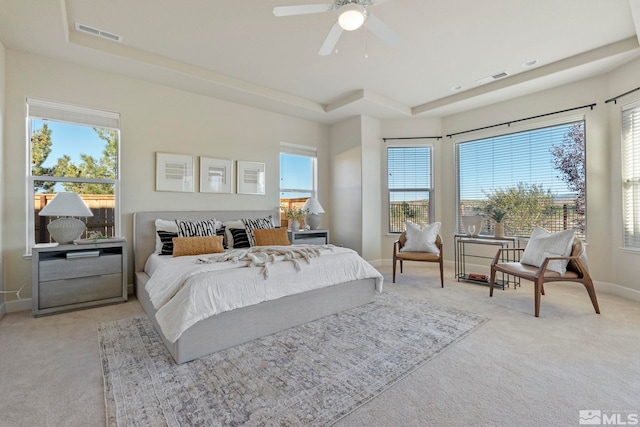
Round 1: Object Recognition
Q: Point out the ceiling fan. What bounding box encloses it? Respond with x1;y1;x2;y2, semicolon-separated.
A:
273;0;399;56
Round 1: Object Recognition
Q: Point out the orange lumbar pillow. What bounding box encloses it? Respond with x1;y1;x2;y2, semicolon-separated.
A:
172;236;224;257
252;228;291;246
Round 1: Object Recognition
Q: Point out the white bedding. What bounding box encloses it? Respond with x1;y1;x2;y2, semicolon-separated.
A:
145;245;383;343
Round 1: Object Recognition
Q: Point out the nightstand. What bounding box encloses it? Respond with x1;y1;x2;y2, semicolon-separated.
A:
287;229;330;245
31;241;127;316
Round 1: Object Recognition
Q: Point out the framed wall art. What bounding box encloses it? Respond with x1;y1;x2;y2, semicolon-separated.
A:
237;161;265;195
156;152;194;192
200;157;233;193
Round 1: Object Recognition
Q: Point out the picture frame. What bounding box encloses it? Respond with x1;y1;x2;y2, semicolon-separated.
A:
155;152;194;192
200;157;233;193
237;161;265;195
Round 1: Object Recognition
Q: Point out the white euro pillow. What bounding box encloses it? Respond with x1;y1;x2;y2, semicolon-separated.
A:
520;227;575;276
400;221;441;253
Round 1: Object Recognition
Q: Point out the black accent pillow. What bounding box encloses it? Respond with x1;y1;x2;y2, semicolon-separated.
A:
216;226;227;249
157;230;178;255
229;228;250;248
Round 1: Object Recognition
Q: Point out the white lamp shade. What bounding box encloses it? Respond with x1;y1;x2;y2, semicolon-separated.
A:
38;192;94;217
302;197;325;214
338;4;366;31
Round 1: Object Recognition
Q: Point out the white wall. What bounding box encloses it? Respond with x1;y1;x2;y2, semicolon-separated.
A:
2;49;330;299
360;116;382;263
0;40;5;318
330;117;363;253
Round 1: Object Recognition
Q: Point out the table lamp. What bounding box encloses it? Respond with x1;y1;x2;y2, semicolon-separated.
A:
302;197;325;230
38;192;94;244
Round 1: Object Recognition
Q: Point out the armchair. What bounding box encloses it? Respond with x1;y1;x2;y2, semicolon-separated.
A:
393;231;444;287
489;237;600;317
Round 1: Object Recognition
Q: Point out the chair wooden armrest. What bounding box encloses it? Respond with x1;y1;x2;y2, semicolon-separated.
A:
491;247;525;266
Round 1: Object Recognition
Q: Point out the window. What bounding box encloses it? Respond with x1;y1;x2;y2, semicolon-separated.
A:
27;98;120;250
456;120;586;239
280;143;317;224
622;102;640;249
387;145;433;233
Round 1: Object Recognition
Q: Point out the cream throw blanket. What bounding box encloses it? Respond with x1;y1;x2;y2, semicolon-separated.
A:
197;245;333;278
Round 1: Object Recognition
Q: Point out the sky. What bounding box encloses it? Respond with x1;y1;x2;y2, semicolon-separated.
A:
280;153;313;199
33;119;106;167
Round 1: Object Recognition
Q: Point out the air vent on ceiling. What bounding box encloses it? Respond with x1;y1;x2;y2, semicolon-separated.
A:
476;71;509;85
74;22;122;42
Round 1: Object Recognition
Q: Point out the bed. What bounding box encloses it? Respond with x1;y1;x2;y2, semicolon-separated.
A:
133;210;382;364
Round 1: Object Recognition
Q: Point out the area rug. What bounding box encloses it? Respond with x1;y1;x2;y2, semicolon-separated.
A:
99;292;487;426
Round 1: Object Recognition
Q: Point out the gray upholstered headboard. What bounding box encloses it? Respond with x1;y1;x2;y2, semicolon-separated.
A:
133;210;280;274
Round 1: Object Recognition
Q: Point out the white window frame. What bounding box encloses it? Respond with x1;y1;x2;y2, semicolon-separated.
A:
26;98;121;254
386;143;434;234
454;115;586;239
279;142;318;200
622;100;640;250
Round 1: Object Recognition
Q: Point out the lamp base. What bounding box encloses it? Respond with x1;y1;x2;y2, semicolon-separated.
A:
305;213;321;230
47;218;86;244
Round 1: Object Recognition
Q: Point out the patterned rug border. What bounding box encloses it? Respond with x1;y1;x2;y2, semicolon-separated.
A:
99;291;488;426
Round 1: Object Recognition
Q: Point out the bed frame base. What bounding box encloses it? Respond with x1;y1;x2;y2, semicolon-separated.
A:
136;272;376;363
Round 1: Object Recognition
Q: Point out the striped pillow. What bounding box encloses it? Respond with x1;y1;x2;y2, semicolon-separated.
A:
242;216;275;246
176;219;221;238
157;230;178;255
229;228;251;248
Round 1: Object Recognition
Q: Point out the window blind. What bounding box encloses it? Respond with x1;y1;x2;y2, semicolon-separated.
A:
387;146;433;232
27;98;120;129
280;142;317;158
622;103;640;248
456;120;585;237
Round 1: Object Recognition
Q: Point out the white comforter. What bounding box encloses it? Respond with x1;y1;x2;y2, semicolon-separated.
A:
145;245;383;343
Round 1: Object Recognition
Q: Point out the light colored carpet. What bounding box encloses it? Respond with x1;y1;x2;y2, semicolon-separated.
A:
1;264;639;427
98;292;486;426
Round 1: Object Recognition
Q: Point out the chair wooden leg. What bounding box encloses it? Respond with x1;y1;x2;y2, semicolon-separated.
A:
489;268;496;297
534;279;543;317
582;278;600;314
439;259;444;288
392;258;397;283
400;260;403;273
541;283;545;295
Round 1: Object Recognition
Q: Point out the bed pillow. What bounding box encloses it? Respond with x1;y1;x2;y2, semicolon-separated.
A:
172;236;224;257
176;219;221;238
229;228;251;248
157;230;178;255
520;227;575;275
400;221;441;253
223;220;246;248
242;216;275;246
154;219;179;253
253;228;291;246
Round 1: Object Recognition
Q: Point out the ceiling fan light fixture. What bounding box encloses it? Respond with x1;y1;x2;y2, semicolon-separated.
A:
338;4;366;31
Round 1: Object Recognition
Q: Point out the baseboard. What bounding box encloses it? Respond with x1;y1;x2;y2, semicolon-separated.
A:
6;298;31;313
595;281;640;303
367;259;383;268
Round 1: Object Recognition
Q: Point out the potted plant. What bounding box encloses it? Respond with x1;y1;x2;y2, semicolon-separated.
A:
490;209;506;238
281;206;308;231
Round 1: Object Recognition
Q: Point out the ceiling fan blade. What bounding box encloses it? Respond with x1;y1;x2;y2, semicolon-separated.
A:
318;23;344;56
365;13;399;46
273;3;334;17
